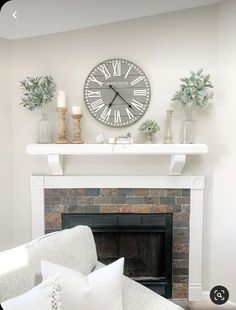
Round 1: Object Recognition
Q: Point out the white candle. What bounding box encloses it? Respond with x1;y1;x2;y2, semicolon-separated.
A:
72;106;82;115
57;90;66;108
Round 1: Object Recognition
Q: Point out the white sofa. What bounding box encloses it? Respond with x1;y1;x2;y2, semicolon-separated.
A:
0;225;183;309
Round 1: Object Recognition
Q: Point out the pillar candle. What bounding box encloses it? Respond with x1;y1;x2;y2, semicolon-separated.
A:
57;90;66;108
72;106;82;115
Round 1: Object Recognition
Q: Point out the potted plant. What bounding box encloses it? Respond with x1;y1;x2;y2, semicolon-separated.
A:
139;119;160;143
172;69;214;143
20;76;57;143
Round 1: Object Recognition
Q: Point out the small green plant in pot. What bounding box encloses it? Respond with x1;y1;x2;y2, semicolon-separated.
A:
172;69;214;143
139;119;160;144
20;76;57;143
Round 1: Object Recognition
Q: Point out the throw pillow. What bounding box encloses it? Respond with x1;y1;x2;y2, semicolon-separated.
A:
41;258;124;310
1;276;61;310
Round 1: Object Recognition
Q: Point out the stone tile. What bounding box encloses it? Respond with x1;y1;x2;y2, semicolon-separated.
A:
45;205;51;212
78;196;94;205
172;275;188;284
173;268;189;276
173;220;189;228
173;212;190;222
173;228;189;243
144;196;159;204
117;205;133;213
182;205;190;213
101;188;117;196
176;197;190;205
66;189;85;196
84;188;100;196
45;213;61;230
173;252;189;260
94;196;111;204
51;204;68;213
168;205;182;213
166;189;182;197
160;197;175;205
173;243;189;253
61;197;78;205
100;205;117;213
132;205;150;213
44;189;50;198
84;205;100;213
50;189;68;197
173;259;189;268
117;188;133;196
172;282;188;298
182;189;190;197
149;205;167;213
133;188;150;196
68;205;85;213
44;197;61;205
111;196;126;204
127;197;144;204
149;189;166;196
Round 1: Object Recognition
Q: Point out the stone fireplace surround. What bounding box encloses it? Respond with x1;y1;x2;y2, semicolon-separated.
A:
31;175;204;302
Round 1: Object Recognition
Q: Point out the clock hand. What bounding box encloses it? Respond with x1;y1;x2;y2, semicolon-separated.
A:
108;93;118;108
117;93;134;110
109;85;134;110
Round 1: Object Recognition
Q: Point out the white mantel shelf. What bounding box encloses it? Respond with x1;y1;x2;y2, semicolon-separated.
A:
27;143;208;176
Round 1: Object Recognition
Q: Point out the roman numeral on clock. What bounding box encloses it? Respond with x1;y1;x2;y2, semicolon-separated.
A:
124;65;133;79
100;107;112;121
87;90;101;98
90;75;103;87
112;61;121;77
125;107;134;120
131;99;143;111
91;99;104;112
134;89;147;96
98;64;111;80
114;110;121;123
131;76;144;86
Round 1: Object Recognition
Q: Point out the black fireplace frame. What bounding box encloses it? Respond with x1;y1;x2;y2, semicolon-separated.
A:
62;213;173;298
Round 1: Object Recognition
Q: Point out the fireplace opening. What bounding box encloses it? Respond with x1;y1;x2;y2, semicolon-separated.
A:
62;213;173;298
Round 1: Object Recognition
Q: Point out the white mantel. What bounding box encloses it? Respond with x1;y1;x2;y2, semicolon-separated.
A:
27;143;208;176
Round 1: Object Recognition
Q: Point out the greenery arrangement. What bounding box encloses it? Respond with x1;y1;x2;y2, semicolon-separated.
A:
20;76;56;111
139;119;160;133
172;69;214;108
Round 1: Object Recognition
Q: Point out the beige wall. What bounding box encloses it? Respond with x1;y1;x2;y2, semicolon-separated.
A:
5;2;236;302
0;38;13;250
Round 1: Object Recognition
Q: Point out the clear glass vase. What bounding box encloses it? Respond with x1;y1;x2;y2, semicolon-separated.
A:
37;108;52;143
182;106;193;144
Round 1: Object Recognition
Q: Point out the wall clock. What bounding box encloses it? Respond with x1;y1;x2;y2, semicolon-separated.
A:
84;59;151;127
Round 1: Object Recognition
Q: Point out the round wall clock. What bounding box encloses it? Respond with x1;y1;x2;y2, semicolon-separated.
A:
84;59;151;127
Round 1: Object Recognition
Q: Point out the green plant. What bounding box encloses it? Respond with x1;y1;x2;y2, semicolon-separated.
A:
139;119;160;133
20;76;56;111
172;69;214;108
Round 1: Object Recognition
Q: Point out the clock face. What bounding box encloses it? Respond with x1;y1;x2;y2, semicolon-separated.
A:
84;59;151;127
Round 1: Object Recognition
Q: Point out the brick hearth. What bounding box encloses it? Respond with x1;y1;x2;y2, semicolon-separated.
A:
44;188;190;298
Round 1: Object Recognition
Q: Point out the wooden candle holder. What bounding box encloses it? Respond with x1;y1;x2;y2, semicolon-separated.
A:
72;114;84;144
56;108;68;144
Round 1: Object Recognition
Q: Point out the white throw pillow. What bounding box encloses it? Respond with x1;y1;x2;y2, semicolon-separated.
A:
1;276;61;310
41;258;124;310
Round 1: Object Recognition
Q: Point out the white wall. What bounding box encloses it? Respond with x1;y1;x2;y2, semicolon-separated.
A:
0;38;14;250
8;2;236;302
208;0;236;303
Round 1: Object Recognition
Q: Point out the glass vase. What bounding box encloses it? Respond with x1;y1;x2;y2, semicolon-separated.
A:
182;106;193;144
143;131;154;144
37;109;52;143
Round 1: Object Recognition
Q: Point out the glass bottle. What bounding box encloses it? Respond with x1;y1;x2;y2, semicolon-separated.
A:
37;107;52;143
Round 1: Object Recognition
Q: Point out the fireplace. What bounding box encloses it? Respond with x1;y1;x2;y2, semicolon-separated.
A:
62;213;173;298
30;175;205;301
